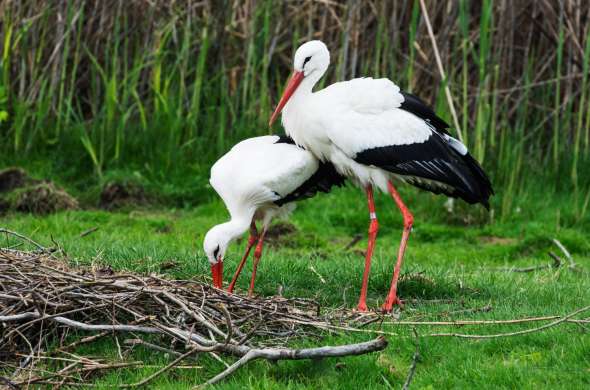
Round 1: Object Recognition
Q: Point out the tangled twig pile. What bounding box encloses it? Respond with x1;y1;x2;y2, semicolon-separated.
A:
0;243;386;388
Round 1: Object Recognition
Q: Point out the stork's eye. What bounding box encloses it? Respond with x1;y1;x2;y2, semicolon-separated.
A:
213;245;220;259
303;56;312;67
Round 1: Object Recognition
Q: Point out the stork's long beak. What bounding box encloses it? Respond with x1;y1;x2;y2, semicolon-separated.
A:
211;260;223;289
269;71;304;126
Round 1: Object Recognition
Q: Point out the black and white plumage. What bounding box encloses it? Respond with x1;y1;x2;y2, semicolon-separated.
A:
355;91;493;207
269;40;494;312
398;91;450;131
273;135;346;206
203;134;345;291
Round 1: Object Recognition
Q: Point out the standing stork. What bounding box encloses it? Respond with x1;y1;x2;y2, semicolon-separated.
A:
203;135;345;295
269;40;493;312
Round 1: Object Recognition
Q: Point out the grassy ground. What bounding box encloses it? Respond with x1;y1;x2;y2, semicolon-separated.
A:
2;185;589;389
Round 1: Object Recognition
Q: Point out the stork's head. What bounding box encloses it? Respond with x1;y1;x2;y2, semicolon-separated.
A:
269;40;330;126
293;40;330;77
203;225;231;289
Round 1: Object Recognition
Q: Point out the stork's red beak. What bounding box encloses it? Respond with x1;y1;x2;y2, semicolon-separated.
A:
211;261;223;289
269;71;304;126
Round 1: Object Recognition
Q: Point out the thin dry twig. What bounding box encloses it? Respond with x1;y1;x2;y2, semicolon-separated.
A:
553;238;578;269
79;227;99;238
0;228;47;251
308;264;327;284
121;346;206;388
491;238;581;273
401;329;420;390
427;305;590;339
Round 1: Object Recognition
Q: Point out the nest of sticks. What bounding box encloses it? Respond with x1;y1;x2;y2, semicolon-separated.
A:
0;232;387;388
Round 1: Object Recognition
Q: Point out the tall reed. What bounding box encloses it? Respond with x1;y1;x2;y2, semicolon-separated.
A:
0;0;589;217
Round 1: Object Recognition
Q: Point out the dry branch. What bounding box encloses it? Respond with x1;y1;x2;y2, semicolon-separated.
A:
427;305;590;339
491;239;581;273
202;336;387;387
401;329;420;390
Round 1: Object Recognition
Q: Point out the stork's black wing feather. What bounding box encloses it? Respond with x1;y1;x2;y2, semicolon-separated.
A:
354;133;493;208
399;91;450;133
273;135;346;206
274;134;297;145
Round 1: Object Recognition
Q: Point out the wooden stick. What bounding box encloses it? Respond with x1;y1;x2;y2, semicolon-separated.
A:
427;305;590;339
79;227;99;238
381;315;590;326
0;228;46;251
402;329;420;390
201;336;388;387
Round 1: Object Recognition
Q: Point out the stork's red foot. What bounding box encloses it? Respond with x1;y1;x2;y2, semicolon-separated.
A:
381;295;404;313
211;261;223;289
356;301;368;312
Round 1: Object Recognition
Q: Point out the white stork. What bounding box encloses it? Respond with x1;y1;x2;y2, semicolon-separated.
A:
203;134;345;295
269;40;493;312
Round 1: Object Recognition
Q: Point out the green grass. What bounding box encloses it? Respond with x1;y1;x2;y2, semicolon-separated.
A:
2;187;589;388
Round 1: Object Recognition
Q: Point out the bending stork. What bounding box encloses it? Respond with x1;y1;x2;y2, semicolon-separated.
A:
203;135;345;295
269;40;493;312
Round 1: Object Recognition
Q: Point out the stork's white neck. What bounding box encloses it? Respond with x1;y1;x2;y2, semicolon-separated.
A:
296;69;324;97
215;210;254;244
283;69;323;130
282;67;329;156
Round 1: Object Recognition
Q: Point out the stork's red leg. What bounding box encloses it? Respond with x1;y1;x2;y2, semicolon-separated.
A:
227;221;258;294
357;185;379;312
248;228;267;297
382;181;414;313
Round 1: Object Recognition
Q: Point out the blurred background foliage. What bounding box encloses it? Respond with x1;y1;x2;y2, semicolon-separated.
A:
0;0;589;217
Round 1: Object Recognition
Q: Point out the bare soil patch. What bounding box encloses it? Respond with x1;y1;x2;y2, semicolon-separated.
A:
99;181;148;210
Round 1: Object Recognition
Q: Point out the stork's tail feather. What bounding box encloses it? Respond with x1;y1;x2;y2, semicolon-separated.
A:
351;130;493;208
452;152;494;208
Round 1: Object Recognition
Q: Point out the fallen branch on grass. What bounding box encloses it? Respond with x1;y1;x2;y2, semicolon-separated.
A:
492;251;562;273
401;329;420;390
491;238;581;273
79;227;99;238
202;336;387;387
380;315;590;326
0;227;48;251
426;305;590;339
552;238;580;270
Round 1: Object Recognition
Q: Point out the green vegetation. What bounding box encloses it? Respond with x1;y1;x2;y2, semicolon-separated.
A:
2;187;589;388
1;1;590;219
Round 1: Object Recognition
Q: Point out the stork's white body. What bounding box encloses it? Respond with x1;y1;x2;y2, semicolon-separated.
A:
203;134;344;293
283;77;432;192
205;135;319;264
210;135;319;229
